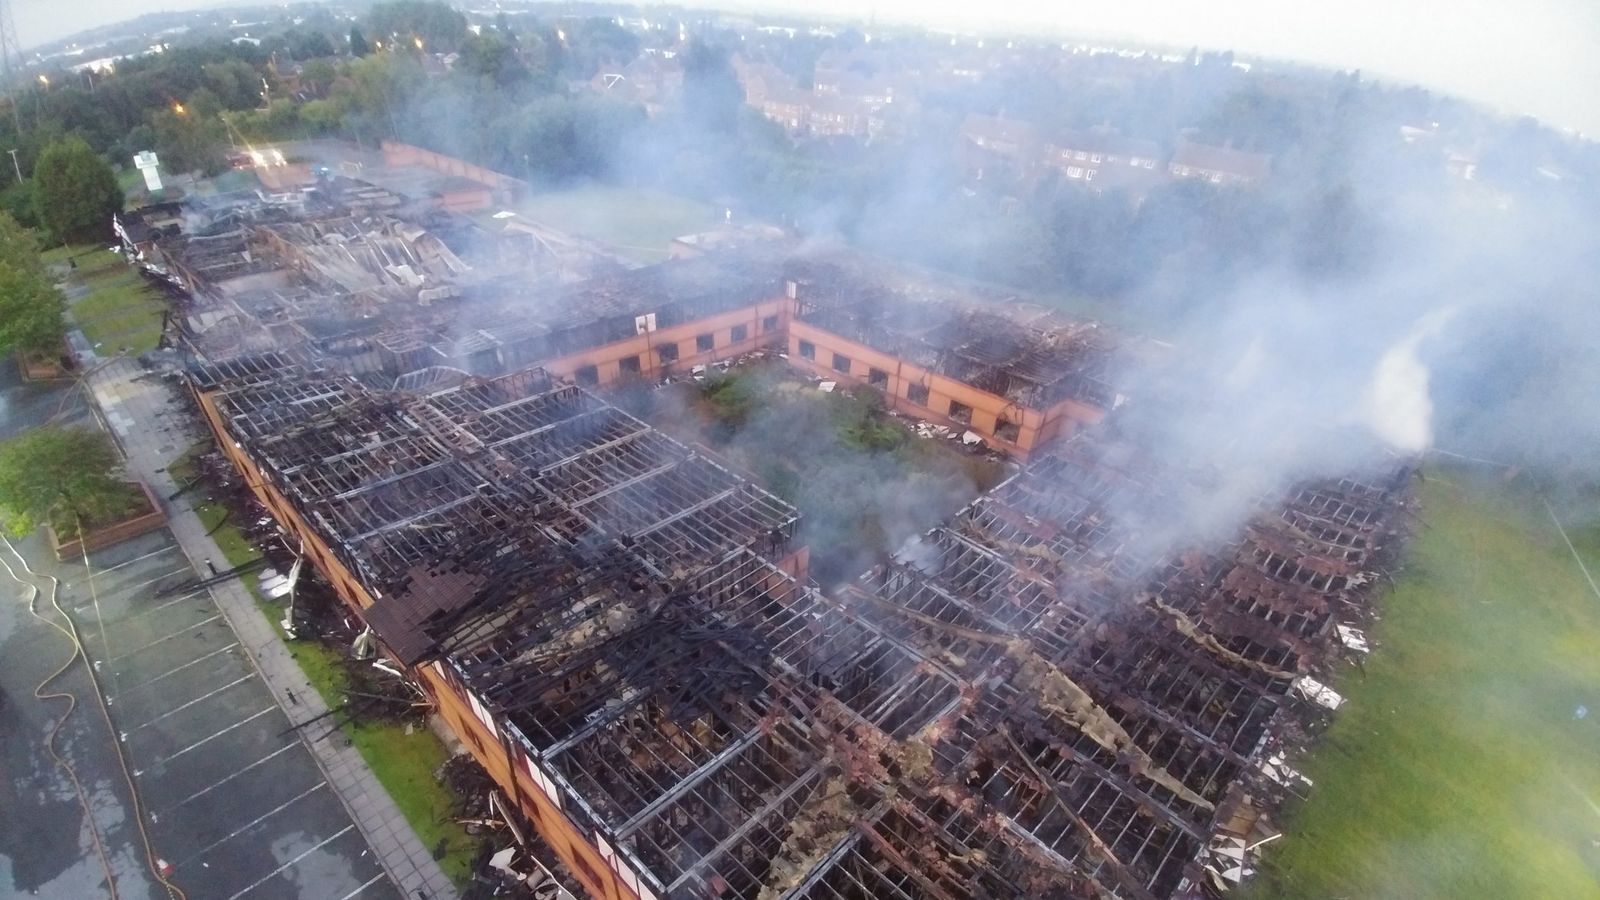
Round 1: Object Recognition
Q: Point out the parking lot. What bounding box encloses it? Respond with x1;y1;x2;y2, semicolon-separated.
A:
53;529;399;899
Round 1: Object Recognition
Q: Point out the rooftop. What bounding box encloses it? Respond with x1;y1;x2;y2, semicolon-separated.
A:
192;351;1408;899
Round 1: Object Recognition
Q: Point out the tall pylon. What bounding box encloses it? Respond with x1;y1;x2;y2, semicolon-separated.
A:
0;0;23;133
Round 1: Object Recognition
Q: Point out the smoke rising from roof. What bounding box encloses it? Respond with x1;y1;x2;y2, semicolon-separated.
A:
386;24;1600;565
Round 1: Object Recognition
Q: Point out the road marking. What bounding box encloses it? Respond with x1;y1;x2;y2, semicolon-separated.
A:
130;673;255;732
337;873;387;899
152;706;276;766
114;565;199;597
91;544;182;575
106;614;221;662
160;742;302;814
177;781;327;866
226;824;355;900
84;586;209;623
116;642;241;695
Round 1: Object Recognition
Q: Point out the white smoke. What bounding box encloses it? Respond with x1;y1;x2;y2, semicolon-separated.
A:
1361;310;1455;453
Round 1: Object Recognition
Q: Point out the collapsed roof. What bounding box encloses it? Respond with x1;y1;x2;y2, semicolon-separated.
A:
191;349;1407;899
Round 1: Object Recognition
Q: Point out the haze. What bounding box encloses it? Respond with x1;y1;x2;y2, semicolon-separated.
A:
15;0;1600;135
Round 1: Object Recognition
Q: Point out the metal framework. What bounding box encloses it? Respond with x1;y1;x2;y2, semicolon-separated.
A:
197;344;1408;899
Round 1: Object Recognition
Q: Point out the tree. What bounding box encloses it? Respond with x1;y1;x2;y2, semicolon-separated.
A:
0;260;64;358
285;28;337;61
368;0;469;53
33;136;122;243
457;32;529;87
350;26;373;58
0;210;43;275
680;39;743;135
0;426;127;536
151;104;227;176
300;59;338;97
562;16;640;79
0;181;36;228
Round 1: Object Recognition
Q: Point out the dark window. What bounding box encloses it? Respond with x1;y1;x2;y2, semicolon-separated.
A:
657;342;679;363
868;367;889;388
832;353;851;373
798;340;816;360
731;324;749;342
948;400;973;424
696;333;715;352
762;315;780;332
619;355;641;374
568;852;606;894
575;364;599;387
907;383;930;406
995;418;1021;441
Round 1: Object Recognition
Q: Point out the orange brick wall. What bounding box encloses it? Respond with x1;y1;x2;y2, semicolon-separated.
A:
531;300;1100;459
786;319;1065;457
541;299;789;387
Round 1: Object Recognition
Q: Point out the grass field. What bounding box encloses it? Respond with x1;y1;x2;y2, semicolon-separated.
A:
169;446;478;885
1250;469;1600;899
55;246;167;355
515;184;722;262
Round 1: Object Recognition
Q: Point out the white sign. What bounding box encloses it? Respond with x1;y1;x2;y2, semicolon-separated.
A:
132;151;162;191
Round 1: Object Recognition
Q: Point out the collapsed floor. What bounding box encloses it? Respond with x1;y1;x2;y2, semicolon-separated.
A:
189;352;1410;900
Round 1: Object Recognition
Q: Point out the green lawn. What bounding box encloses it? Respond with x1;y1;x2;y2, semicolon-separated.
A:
168;446;478;885
1250;469;1600;899
635;366;1009;585
117;168;147;206
515;184;723;262
61;248;167;355
40;242;105;269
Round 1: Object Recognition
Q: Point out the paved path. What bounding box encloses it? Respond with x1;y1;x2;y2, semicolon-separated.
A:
81;354;458;900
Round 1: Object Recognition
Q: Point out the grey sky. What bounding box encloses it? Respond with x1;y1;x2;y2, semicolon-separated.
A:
15;0;1600;135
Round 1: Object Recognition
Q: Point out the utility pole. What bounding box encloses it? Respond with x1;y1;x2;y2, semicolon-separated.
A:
7;148;21;183
0;0;23;132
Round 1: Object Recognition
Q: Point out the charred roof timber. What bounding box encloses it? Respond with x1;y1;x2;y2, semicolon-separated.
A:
190;346;1408;900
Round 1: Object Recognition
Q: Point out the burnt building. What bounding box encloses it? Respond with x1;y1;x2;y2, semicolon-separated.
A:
188;350;1406;900
163;143;1406;900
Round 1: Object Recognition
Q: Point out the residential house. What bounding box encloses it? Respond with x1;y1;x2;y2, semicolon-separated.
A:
1168;140;1272;185
960;114;1043;181
1042;129;1163;185
590;55;683;116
